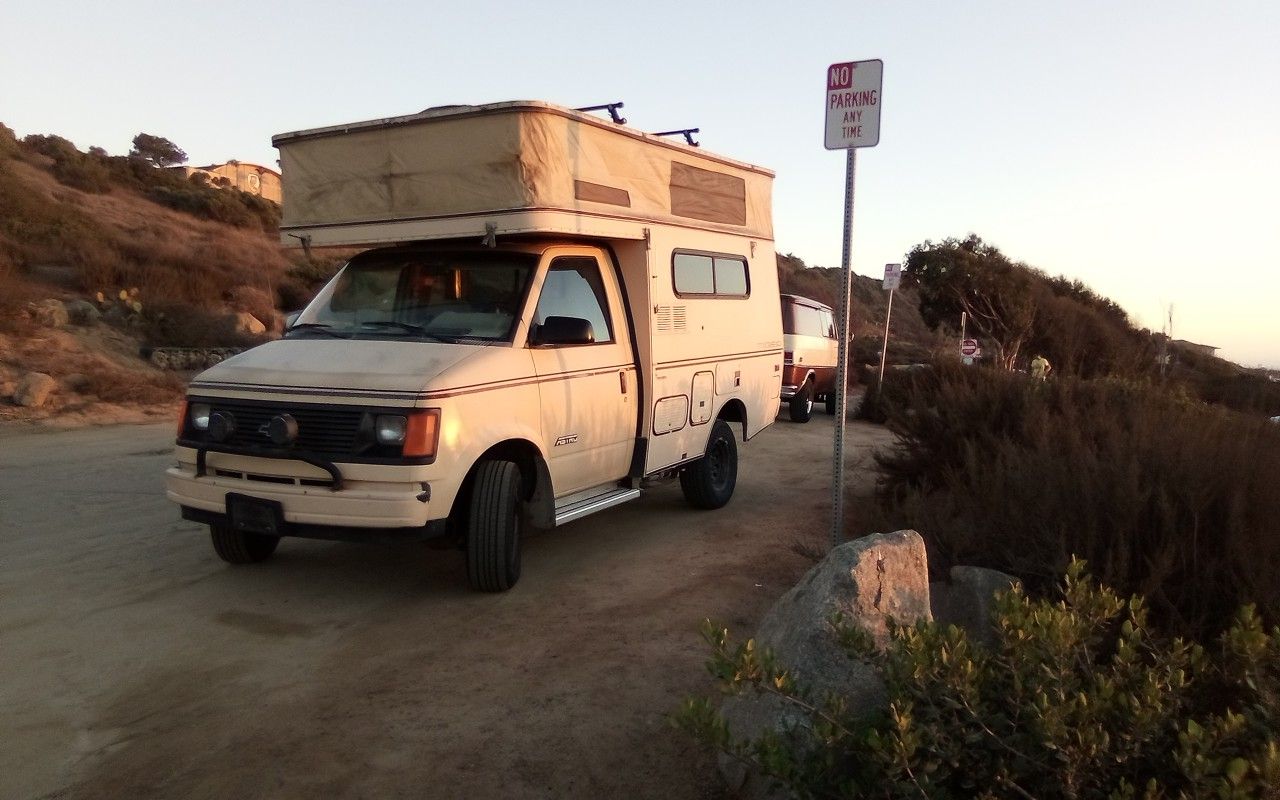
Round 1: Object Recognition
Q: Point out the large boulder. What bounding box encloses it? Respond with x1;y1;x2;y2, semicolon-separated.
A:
230;312;266;336
64;299;101;326
14;372;57;407
719;530;932;795
929;566;1019;648
27;299;69;328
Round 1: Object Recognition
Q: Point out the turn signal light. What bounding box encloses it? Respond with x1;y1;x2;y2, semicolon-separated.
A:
403;409;441;458
176;399;188;437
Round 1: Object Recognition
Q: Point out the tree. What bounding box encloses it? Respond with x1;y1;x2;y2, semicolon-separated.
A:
903;234;1040;370
129;133;187;168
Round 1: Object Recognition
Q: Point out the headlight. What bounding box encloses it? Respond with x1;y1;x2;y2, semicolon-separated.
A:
190;402;212;430
375;414;407;445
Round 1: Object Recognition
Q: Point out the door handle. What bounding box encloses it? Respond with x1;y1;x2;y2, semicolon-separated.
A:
619;370;627;395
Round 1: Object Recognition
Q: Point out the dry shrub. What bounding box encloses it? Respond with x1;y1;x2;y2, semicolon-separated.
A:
864;362;1280;639
140;302;262;349
80;363;185;405
0;269;38;334
224;285;276;328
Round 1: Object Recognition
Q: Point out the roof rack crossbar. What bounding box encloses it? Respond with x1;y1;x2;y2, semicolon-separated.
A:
653;128;700;147
575;102;626;125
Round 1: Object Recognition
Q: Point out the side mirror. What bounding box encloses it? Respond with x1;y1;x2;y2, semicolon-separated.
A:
532;316;595;346
284;310;302;330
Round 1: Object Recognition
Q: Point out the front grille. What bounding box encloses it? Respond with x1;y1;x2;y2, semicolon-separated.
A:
209;400;364;456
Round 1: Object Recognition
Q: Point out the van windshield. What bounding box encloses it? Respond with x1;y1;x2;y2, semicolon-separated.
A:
288;251;536;343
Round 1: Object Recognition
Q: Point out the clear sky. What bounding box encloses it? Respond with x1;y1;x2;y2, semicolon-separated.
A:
5;1;1278;367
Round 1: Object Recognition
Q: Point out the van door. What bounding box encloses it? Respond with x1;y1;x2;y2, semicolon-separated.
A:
528;251;637;496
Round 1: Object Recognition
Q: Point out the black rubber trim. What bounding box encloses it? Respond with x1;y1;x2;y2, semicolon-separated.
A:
195;444;345;491
181;505;448;543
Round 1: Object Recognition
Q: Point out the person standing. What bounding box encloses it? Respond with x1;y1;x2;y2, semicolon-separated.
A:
1031;354;1051;381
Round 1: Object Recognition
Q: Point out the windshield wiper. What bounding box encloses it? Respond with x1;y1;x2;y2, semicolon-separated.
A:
286;323;350;339
358;320;434;337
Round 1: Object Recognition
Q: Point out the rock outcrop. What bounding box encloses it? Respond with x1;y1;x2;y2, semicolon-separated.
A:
147;347;243;371
719;530;932;796
929;565;1019;648
14;372;57;407
63;299;101;326
27;300;69;328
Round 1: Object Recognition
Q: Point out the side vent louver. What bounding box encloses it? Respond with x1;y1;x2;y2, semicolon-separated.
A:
655;305;688;333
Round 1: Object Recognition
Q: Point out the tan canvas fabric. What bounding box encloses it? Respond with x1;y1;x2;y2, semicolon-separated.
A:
276;102;773;241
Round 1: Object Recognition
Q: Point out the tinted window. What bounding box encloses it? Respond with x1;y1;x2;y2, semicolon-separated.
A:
673;253;715;294
534;257;613;344
713;257;748;295
782;301;825;337
673;252;749;296
291;250;533;342
819;309;836;339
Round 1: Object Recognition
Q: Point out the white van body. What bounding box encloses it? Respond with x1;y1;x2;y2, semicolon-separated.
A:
780;294;841;422
165;101;783;590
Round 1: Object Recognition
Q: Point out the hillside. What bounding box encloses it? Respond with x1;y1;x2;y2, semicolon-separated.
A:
0;125;341;423
3;123;1275;423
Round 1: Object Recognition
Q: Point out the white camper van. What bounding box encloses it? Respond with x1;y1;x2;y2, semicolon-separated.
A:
166;101;783;591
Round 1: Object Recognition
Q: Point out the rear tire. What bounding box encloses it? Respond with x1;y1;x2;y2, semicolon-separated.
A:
788;382;814;423
466;460;523;592
680;420;738;510
824;389;839;415
210;523;279;564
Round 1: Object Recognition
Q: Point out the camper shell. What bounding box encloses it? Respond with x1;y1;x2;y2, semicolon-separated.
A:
166;101;783;590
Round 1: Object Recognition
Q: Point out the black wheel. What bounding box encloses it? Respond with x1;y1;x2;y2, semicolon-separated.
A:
824;389;839;415
210;522;279;564
466;460;523;592
680;419;738;510
788;382;814;423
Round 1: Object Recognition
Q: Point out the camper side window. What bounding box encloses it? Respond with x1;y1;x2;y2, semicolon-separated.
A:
673;251;749;298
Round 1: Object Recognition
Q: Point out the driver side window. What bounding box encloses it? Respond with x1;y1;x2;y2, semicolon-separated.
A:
533;257;614;344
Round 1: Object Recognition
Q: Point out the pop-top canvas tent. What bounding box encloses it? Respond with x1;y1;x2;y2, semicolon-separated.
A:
273;101;774;247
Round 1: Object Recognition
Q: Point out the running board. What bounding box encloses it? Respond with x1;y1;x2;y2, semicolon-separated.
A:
554;486;641;527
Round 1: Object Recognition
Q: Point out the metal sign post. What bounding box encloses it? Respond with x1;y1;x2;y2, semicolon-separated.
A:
826;59;883;549
876;264;900;397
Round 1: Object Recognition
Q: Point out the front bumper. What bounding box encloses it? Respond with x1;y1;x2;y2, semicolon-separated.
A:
166;451;434;531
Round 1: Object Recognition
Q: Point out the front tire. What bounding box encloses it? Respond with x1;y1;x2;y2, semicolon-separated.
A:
466;460;523;592
210;523;279;564
680;419;738;509
788;382;814;423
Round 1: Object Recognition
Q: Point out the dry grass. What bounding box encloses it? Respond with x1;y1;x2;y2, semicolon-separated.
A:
79;363;185;405
1;158;293;312
860;363;1280;639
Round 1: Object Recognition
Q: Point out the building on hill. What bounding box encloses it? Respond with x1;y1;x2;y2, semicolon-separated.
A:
175;160;281;203
1171;339;1219;357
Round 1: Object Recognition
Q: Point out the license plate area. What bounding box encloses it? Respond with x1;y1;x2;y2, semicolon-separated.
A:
226;493;285;536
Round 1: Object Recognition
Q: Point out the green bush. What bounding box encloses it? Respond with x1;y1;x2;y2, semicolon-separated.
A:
864;362;1280;640
676;563;1280;799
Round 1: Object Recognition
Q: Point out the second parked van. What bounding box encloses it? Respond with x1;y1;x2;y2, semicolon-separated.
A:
780;294;840;422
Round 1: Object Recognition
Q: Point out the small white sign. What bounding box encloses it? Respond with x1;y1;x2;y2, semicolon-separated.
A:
825;59;883;150
961;339;980;357
882;262;901;290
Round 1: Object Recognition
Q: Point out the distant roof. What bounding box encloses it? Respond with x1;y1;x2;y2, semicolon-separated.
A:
192;161;281;178
1171;339;1219;351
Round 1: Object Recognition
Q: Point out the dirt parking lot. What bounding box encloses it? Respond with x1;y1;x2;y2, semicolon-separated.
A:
0;412;894;800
